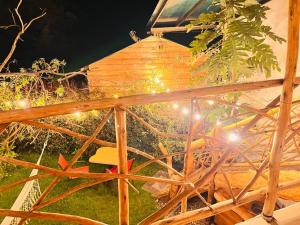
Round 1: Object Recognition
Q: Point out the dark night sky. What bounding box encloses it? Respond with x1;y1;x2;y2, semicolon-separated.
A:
0;0;159;71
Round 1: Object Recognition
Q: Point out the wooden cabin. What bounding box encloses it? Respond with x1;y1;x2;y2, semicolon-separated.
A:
87;36;205;97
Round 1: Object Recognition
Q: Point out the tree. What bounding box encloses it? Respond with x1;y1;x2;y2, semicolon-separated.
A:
188;0;285;85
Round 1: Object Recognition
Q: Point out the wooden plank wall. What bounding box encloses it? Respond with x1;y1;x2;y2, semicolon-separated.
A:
87;36;205;97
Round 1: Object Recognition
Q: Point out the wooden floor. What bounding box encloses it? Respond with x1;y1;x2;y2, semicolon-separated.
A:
236;202;300;225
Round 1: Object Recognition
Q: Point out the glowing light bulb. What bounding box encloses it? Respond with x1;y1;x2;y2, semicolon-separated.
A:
16;99;28;109
74;111;81;119
207;100;214;105
194;113;201;120
182;107;189;115
160;82;165;87
154;77;160;83
216;120;222;126
172;103;179;109
166;88;170;93
228;132;239;142
113;94;119;99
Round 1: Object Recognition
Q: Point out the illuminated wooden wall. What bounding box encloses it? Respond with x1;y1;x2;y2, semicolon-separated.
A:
87;36;205;97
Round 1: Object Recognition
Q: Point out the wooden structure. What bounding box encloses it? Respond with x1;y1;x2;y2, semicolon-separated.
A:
0;0;299;225
87;36;205;97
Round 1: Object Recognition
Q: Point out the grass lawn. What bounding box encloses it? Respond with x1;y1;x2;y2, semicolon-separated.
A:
0;152;161;225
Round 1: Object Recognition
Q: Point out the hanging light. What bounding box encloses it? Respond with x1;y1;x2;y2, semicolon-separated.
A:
181;107;189;115
172;103;179;109
16;99;29;109
154;77;160;84
207;100;215;105
216;120;222;126
228;132;240;142
73;111;81;119
194;113;201;120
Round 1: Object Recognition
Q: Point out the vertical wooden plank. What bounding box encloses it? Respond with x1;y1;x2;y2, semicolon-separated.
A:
262;0;300;221
115;107;129;225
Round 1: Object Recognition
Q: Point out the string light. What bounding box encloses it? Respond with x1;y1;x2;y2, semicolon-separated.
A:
16;99;29;109
216;120;222;126
207;100;214;105
73;111;81;119
181;107;189;115
172;103;179;109
154;77;160;84
194;113;201;120
228;132;239;142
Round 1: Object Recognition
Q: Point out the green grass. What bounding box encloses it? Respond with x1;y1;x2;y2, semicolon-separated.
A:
0;152;160;225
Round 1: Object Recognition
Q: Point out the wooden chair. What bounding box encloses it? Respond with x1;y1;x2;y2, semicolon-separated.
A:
105;159;135;174
58;154;89;179
105;159;139;193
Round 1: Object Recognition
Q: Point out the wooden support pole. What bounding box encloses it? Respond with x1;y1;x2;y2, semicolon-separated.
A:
115;107;129;225
262;0;300;221
181;100;195;212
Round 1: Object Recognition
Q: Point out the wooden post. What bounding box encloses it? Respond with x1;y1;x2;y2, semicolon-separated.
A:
181;100;195;212
115;107;129;225
262;0;300;221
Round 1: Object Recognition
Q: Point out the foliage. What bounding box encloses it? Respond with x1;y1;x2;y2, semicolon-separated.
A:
188;0;285;84
0;152;160;225
0;58;77;177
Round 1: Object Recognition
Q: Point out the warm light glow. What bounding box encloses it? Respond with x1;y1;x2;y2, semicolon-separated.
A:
236;102;241;106
160;82;165;87
166;88;170;93
113;94;119;99
152;90;156;95
194;113;201;120
73;111;81;118
16;99;29;109
5;101;12;107
216;120;222;126
182;107;189;115
154;77;160;84
91;110;99;117
172;103;179;109
228;132;239;142
207;100;214;105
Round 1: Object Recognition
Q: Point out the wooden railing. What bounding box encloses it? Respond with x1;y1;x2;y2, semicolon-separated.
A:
0;1;299;224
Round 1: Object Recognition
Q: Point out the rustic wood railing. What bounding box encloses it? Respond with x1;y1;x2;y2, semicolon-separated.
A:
0;1;299;224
